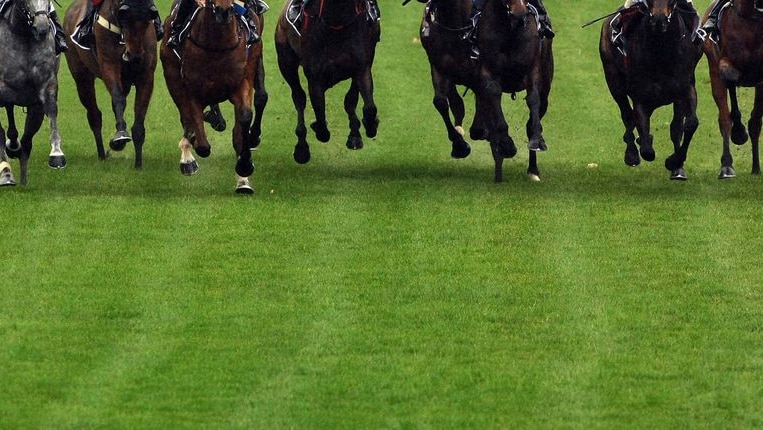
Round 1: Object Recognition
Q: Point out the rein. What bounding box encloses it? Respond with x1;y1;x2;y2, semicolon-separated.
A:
424;4;471;33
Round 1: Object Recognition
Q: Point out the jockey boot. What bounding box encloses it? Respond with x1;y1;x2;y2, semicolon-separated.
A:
530;0;554;39
71;5;97;50
167;0;196;50
253;0;269;15
241;0;261;44
466;9;481;60
287;0;303;24
50;10;68;54
676;0;702;44
367;0;380;22
702;0;724;43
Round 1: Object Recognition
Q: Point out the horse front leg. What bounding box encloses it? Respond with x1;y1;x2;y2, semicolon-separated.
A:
42;83;66;170
71;72;106;160
665;95;698;181
177;100;209;175
0;123;15;187
358;68;378;139
525;82;546;153
231;87;255;194
131;78;155;170
250;60;268;150
749;86;763;175
633;103;655;163
344;81;363;150
106;77;132;151
278;54;310;163
432;69;470;159
18;106;45;185
710;62;736;178
308;80;331;143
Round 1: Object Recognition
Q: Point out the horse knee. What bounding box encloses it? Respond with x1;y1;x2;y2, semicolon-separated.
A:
236;108;253;125
433;96;448;113
684;115;699;134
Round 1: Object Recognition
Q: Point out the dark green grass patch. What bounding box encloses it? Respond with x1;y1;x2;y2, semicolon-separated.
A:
1;0;763;428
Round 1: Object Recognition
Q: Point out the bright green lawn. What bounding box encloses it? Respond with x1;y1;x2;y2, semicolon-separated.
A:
2;0;763;428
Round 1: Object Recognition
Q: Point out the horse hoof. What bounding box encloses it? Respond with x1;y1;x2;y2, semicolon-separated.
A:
311;122;330;143
528;137;547;152
527;172;541;182
5;139;22;159
499;138;517;159
346;136;364;150
204;109;227;132
48;155;67;169
363;117;379;138
235;184;254;195
451;141;471;159
235;159;255;178
718;166;736;179
294;145;311;164
670;168;687;181
0;172;16;187
109;131;132;151
731;127;749;146
640;148;656;162
195;145;211;158
180;160;199;176
624;149;640;166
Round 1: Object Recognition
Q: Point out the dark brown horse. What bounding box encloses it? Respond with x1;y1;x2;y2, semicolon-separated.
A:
275;0;380;164
470;0;554;182
703;0;763;178
63;0;159;169
160;0;262;194
417;0;476;161
600;0;703;180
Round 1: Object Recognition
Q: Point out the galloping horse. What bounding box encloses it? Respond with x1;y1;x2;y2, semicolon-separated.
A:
275;0;381;164
0;0;65;186
600;0;703;180
467;0;554;183
160;0;263;194
417;0;476;161
63;0;159;169
703;0;763;178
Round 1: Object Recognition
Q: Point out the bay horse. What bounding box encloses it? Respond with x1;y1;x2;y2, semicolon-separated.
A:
0;0;65;186
703;0;763;178
274;0;381;164
600;0;703;180
417;0;476;161
160;0;262;194
469;0;554;183
63;0;159;169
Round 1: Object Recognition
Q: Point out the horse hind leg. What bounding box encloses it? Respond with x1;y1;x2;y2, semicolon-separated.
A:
72;73;107;160
18;107;45;185
250;62;269;150
4;107;22;159
178;136;199;176
44;92;67;170
665;98;699;181
344;83;364;150
0;125;16;187
277;49;310;163
729;86;749;146
434;83;470;159
749;86;763;175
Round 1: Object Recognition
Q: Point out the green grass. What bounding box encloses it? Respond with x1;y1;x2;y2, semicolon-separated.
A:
2;0;763;428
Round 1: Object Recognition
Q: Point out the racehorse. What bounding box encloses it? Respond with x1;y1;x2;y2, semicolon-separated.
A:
600;0;703;180
469;0;554;183
0;0;65;186
417;0;476;161
703;0;763;178
274;0;381;164
63;0;159;169
160;0;263;194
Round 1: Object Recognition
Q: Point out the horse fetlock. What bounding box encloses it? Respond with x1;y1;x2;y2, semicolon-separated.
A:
311;121;330;143
235;157;255;178
293;143;311;164
48;154;67;169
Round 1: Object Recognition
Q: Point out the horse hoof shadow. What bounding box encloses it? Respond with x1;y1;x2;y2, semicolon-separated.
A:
311;122;330;143
346;135;364;150
109;131;132;151
48;155;67;169
180;160;199;176
718;166;736;179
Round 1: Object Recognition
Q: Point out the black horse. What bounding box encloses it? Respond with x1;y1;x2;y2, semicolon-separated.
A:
473;0;553;182
600;0;703;180
418;0;476;161
275;0;380;164
703;0;763;178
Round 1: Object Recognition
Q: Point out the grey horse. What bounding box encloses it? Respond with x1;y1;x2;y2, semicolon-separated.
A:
0;0;66;186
